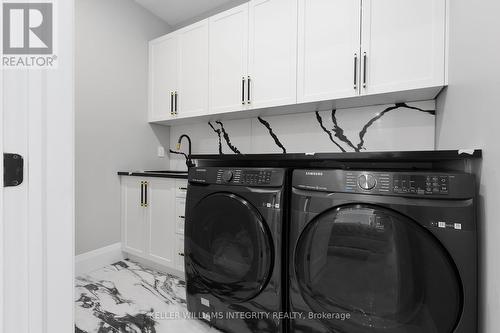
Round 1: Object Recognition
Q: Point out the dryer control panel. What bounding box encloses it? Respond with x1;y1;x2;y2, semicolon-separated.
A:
189;167;285;187
294;169;474;199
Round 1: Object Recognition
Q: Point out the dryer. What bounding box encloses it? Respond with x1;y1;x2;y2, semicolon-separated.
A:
185;167;287;333
289;169;476;333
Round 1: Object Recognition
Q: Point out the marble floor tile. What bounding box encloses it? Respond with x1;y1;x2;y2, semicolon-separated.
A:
75;259;221;333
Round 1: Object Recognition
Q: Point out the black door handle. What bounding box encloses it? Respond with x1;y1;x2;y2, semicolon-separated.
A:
140;181;144;207
247;76;251;104
363;52;367;88
353;53;358;90
174;91;178;114
144;181;148;207
242;76;246;105
171;92;174;115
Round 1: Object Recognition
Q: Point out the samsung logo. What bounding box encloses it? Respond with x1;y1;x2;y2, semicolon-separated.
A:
305;171;323;176
195;169;207;172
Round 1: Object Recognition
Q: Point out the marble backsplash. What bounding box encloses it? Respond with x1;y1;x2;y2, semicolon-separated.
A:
169;100;435;170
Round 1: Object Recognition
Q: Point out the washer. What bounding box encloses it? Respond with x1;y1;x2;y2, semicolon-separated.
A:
185;167;287;333
289;169;477;333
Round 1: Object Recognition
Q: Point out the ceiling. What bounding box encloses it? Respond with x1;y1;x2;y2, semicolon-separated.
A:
135;0;247;28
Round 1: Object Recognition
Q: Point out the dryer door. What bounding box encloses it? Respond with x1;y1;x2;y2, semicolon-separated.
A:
294;204;462;333
186;192;273;302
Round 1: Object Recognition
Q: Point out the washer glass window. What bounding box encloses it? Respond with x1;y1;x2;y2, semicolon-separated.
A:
295;204;462;332
187;193;273;302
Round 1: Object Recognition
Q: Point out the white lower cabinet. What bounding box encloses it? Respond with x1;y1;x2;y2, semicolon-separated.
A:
175;198;186;234
175;235;185;273
121;176;187;276
147;178;175;267
121;177;147;256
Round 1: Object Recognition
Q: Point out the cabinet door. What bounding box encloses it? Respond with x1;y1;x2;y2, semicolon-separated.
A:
149;33;178;121
209;4;249;114
146;178;175;267
175;197;186;235
177;19;209;118
360;0;446;95
248;0;298;109
175;235;185;272
121;178;146;255
175;179;188;198
297;0;361;103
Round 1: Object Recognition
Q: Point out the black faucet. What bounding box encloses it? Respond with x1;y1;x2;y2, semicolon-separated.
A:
170;134;195;168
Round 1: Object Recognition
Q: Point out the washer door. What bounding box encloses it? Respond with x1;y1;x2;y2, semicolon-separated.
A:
187;193;273;302
295;204;462;333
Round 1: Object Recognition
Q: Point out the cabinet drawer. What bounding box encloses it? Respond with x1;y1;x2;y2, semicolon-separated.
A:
175;235;185;272
175;197;186;234
175;180;188;198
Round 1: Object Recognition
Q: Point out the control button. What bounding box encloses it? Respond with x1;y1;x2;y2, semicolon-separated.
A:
222;170;234;182
358;174;377;190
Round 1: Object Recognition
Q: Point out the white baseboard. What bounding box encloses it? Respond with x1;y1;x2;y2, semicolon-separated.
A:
75;243;125;276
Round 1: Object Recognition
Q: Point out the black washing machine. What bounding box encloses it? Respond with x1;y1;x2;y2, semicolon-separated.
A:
289;169;476;333
185;167;287;333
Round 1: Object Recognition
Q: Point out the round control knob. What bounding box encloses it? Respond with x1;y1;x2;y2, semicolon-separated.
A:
358;174;377;190
222;170;234;182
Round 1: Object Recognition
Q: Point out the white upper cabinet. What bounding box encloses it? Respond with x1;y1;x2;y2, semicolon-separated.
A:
177;19;210;118
149;33;178;121
297;0;362;103
248;0;298;109
209;4;249;114
148;0;448;123
360;0;446;95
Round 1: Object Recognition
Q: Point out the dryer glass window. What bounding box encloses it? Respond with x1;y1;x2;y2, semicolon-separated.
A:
295;204;462;333
186;193;273;302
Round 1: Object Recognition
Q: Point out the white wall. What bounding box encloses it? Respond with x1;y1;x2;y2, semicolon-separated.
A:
76;0;171;255
170;101;436;170
435;1;500;332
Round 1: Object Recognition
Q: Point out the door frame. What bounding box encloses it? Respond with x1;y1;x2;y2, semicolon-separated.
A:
0;0;75;332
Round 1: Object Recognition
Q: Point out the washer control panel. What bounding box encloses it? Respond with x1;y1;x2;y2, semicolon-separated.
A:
393;174;449;195
293;169;474;199
189;167;284;187
345;171;450;195
345;172;392;194
216;169;273;185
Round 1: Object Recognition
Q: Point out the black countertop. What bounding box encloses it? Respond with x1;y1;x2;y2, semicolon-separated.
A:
190;150;482;171
191;150;481;162
118;150;482;177
118;171;188;179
